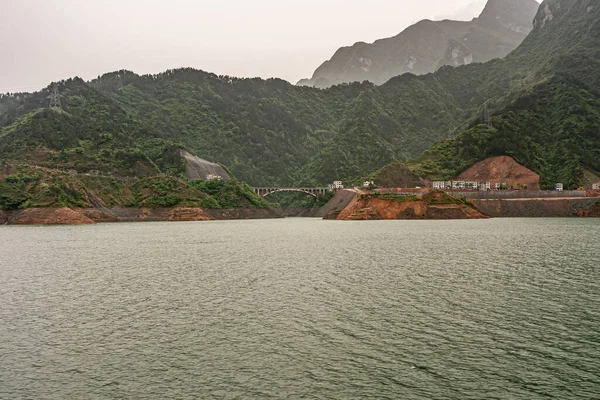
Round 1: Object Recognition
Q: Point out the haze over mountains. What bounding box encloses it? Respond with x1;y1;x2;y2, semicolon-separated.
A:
0;0;598;192
298;0;540;88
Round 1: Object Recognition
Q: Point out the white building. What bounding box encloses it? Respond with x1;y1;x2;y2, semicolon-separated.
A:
432;181;446;190
555;183;564;191
479;182;491;191
465;181;478;190
206;174;223;181
333;181;344;189
452;181;466;190
593;183;600;190
363;181;375;188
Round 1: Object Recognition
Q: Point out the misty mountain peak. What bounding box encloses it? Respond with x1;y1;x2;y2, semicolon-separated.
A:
298;0;541;88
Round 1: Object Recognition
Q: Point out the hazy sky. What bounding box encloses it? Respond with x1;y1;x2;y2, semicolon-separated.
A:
2;0;540;92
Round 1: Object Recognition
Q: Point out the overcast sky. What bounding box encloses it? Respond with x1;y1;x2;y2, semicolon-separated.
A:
2;0;541;92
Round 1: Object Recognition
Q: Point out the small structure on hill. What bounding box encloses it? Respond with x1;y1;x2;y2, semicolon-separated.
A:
593;183;600;190
333;181;344;189
363;181;375;188
555;183;564;192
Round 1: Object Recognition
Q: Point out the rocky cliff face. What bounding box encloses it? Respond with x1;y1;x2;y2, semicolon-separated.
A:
181;150;231;181
298;0;540;88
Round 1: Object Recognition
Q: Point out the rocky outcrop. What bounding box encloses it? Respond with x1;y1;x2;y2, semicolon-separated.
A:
328;191;489;220
181;150;230;181
457;156;541;189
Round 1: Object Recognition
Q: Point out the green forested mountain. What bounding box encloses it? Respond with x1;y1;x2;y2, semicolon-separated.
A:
407;0;600;189
0;0;598;189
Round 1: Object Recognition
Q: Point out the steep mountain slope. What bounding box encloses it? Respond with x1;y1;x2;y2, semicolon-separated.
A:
298;0;539;88
1;0;598;190
406;0;600;189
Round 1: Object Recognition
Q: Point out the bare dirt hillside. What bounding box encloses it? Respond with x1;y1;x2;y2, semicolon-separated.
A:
458;156;540;189
328;191;488;220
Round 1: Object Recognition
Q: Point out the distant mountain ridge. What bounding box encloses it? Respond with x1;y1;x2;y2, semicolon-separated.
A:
298;0;540;88
1;0;598;191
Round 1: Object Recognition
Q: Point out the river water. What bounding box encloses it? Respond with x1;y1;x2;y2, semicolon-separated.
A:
1;218;599;399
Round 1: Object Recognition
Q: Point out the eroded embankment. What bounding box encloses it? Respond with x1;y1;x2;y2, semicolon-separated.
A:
0;207;283;225
280;208;324;218
576;201;600;217
327;192;488;220
473;198;600;218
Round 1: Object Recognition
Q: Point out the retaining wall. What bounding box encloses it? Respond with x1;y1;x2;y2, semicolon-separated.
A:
447;190;586;199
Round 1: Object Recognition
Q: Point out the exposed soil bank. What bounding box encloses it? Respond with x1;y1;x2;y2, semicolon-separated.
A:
576;202;600;217
328;192;488;220
204;208;284;220
473;198;600;218
280;208;324;218
458;156;541;190
318;189;361;220
1;207;283;225
2;208;96;225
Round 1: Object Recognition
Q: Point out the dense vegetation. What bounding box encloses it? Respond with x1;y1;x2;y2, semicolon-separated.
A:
1;0;598;192
0;164;270;211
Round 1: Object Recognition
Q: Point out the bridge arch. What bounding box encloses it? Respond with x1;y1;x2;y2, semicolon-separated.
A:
252;187;330;198
264;189;317;198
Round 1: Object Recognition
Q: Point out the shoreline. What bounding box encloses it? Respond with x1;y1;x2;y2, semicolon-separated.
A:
2;196;599;225
0;207;285;225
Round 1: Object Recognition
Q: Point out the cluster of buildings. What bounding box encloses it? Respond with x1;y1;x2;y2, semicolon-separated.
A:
432;181;569;191
432;181;494;191
329;179;600;191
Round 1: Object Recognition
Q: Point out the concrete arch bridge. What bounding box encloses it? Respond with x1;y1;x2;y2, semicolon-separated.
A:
252;187;332;198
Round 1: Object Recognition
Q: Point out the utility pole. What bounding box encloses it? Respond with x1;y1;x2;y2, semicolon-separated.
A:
483;101;493;129
48;84;62;111
117;74;124;92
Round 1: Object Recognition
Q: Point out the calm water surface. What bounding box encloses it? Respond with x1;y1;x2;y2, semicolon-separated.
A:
1;218;599;399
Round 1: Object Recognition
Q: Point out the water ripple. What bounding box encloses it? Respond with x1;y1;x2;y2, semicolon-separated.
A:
0;218;599;399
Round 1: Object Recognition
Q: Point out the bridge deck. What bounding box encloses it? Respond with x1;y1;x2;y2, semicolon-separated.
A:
252;187;333;198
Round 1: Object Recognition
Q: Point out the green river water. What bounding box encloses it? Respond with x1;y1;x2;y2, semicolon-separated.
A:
0;218;599;399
